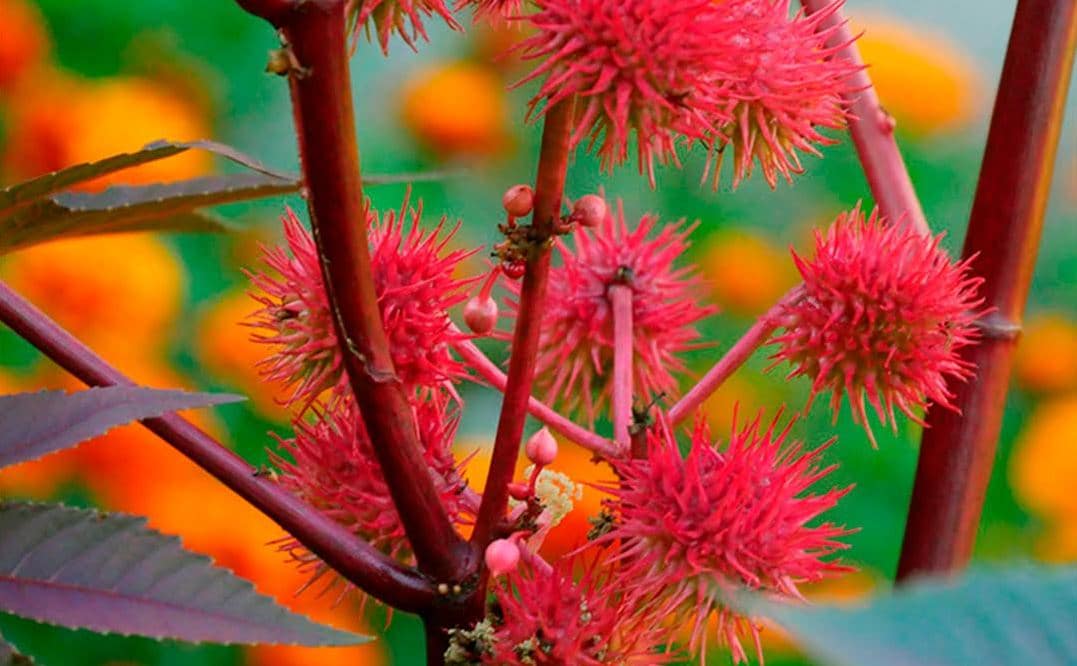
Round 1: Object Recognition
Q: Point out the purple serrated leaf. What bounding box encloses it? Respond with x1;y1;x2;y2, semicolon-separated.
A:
0;502;366;647
0;387;244;470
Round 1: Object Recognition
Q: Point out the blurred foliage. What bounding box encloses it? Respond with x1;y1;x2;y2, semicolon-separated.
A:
0;0;1074;664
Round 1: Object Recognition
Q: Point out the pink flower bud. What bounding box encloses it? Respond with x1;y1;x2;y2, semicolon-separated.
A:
502;184;534;218
572;194;606;228
464;295;498;335
525;427;558;466
484;539;520;576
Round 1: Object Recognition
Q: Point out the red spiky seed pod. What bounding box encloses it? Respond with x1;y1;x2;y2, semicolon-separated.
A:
486;555;671;664
508;200;714;424
704;0;860;188
771;205;985;446
516;0;735;184
248;195;476;407
273;392;473;594
348;0;459;55
599;410;852;663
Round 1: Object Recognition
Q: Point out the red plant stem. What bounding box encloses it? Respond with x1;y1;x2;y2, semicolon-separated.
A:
471;97;577;549
670;287;803;426
453;336;619;458
0;281;434;612
239;0;466;581
799;0;929;235
896;0;1077;581
609;284;634;448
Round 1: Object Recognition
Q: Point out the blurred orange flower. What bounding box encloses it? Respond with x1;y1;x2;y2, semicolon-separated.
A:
1;233;186;358
854;15;983;135
3;74;211;185
0;0;50;92
701;229;798;317
1011;395;1077;523
401;62;509;159
195;289;289;421
1014;314;1077;394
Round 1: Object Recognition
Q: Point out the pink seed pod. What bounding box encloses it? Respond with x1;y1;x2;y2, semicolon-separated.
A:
502;184;535;218
572;194;606;228
525;427;558;467
485;538;521;576
464;295;498;335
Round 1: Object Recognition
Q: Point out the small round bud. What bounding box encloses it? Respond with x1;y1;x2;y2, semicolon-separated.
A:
572;194;606;228
502;184;535;218
464;295;498;335
525;427;558;467
484;539;521;576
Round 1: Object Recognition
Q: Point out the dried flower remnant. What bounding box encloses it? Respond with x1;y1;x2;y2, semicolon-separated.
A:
517;0;733;183
600;411;851;663
771;205;984;446
706;0;859;188
248;198;475;406
511;200;713;423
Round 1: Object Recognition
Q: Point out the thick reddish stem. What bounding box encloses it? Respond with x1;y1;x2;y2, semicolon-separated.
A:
609;284;634;448
472;97;577;549
0;281;434;612
800;0;929;235
245;0;466;581
453;336;619;458
670;287;803;426
897;0;1077;580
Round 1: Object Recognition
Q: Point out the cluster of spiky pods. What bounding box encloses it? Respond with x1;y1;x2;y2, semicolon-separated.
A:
243;0;986;663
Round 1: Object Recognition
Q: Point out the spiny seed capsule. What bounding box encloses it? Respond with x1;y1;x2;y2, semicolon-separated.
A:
464;295;499;335
485;539;521;576
502;184;535;218
572;194;606;228
525;427;558;466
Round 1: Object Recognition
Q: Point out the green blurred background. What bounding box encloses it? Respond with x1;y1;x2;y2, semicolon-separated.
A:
0;0;1075;663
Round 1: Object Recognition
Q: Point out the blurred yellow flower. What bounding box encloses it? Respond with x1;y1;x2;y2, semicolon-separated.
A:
401;61;509;159
1;233;185;357
1014;314;1077;394
1010;395;1077;522
3;74;211;185
0;0;50;92
853;15;983;135
700;229;797;317
195;288;289;421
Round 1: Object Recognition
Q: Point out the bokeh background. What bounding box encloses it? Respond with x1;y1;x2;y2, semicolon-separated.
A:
0;0;1074;664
